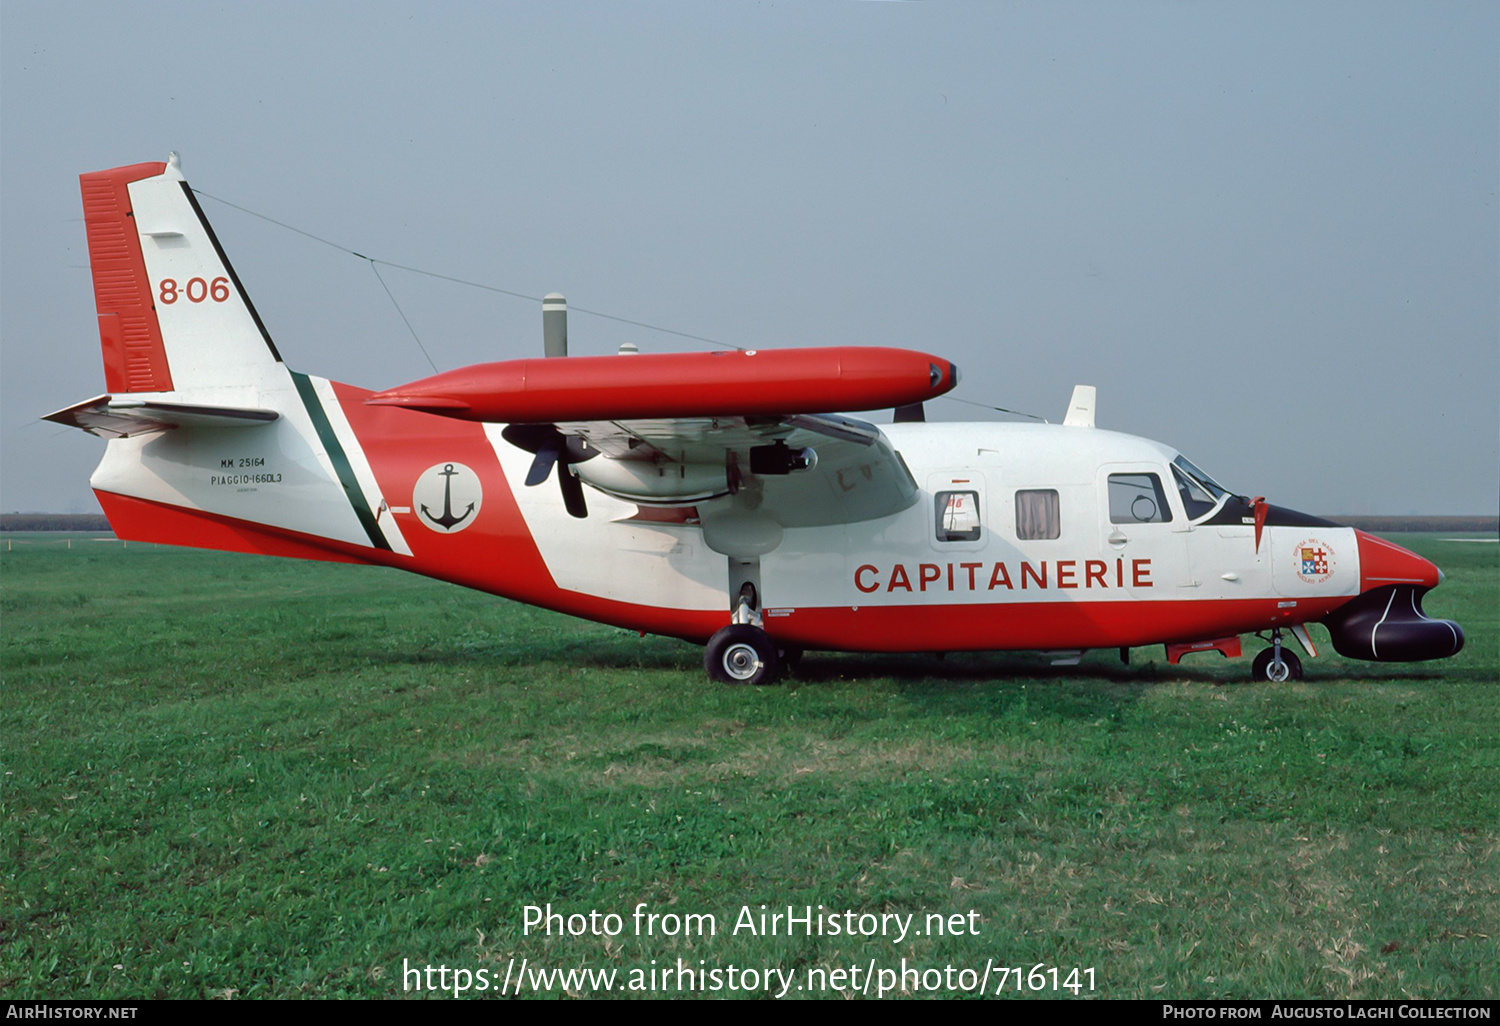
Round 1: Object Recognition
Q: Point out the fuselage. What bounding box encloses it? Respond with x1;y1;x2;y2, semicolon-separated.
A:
89;373;1424;656
497;417;1364;652
63;156;1463;678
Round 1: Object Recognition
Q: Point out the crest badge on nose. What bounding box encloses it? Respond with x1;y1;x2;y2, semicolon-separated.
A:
414;462;482;533
1296;538;1335;584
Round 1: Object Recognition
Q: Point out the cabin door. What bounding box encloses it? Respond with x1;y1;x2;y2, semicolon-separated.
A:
1097;463;1196;597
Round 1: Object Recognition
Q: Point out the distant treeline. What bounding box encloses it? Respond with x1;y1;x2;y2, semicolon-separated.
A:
2;514;112;532
1324;515;1497;534
4;511;1496;534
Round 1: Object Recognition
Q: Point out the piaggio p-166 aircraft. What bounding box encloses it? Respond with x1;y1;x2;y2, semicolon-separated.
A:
48;157;1465;684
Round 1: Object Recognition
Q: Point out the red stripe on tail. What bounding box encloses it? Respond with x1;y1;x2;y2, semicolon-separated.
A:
80;162;172;393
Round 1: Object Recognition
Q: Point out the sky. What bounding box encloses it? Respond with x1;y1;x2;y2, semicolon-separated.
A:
2;1;1495;516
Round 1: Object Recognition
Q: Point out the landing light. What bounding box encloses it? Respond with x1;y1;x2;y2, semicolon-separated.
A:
749;441;817;475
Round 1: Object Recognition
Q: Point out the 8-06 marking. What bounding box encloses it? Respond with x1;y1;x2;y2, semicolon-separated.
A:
159;276;230;305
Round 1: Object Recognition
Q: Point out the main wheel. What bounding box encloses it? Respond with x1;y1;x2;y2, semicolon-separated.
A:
1251;646;1303;682
705;625;781;685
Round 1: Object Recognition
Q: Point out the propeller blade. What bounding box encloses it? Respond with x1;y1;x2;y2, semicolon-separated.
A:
500;422;557;454
501;422;595;510
526;433;565;487
558;464;588;518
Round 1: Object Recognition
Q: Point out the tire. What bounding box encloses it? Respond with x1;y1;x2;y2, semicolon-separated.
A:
1251;646;1303;682
705;625;781;686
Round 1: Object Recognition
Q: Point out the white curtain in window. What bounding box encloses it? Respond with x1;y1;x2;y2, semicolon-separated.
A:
1015;489;1060;540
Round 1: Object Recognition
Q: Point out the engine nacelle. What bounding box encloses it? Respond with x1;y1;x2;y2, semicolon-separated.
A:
572;458;730;506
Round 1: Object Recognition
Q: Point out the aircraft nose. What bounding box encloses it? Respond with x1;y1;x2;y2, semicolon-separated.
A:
1355;529;1441;592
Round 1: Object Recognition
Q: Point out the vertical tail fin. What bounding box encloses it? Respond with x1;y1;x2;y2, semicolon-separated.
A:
61;156;417;565
80;153;282;393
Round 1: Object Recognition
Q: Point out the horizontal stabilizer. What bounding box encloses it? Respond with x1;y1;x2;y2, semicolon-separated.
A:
43;395;278;438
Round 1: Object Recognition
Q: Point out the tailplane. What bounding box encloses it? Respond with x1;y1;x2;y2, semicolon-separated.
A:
43;395;278;438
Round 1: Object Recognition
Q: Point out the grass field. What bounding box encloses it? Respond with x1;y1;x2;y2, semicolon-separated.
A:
2;532;1495;999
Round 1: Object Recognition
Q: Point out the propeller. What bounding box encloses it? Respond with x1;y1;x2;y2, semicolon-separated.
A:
501;423;596;519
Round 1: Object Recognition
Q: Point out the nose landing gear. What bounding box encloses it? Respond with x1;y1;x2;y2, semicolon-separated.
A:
1252;628;1303;682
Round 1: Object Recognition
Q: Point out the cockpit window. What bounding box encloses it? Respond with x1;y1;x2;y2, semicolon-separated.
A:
1172;456;1230;521
1173;464;1218;519
1173;456;1228;499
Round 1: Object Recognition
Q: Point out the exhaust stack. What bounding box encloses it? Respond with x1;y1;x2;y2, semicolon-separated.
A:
543;293;567;357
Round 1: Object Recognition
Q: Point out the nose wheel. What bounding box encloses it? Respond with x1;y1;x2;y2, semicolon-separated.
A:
705;624;781;686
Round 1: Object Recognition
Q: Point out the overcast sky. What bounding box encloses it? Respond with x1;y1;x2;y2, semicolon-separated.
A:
2;1;1495;515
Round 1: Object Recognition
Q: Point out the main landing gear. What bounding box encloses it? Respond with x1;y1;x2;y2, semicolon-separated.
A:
1251;627;1303;682
704;574;782;685
705;624;780;685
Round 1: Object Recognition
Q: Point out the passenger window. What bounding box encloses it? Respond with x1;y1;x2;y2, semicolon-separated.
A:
935;490;981;541
1108;473;1173;523
1015;489;1060;540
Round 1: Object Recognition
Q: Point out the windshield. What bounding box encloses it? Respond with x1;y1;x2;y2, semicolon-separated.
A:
1172;455;1231;520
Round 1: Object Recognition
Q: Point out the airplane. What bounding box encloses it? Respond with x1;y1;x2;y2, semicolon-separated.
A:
46;156;1465;685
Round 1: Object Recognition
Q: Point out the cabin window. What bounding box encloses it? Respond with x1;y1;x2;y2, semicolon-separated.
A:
1015;489;1060;540
1108;473;1173;524
935;490;981;541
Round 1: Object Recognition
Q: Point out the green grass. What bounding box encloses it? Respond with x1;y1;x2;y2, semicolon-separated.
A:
2;533;1495;999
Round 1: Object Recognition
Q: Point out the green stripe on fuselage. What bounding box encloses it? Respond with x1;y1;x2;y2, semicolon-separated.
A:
290;371;391;552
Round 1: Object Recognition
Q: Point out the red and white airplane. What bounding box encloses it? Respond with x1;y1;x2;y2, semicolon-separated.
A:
48;157;1465;684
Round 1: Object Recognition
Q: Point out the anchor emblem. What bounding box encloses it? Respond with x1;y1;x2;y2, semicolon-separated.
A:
414;462;483;533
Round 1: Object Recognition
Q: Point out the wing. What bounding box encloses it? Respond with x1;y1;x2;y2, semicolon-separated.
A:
369;345;957;527
554;413;917;528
